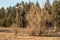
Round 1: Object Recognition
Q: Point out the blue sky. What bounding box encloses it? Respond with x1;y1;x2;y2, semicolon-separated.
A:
0;0;54;9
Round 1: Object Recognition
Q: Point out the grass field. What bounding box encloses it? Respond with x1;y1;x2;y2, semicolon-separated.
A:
0;27;60;40
0;33;60;40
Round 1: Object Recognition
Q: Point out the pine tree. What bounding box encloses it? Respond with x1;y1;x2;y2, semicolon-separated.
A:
0;7;5;19
2;6;13;27
48;0;59;28
0;7;6;26
51;0;60;31
36;1;40;8
45;0;51;10
16;2;20;6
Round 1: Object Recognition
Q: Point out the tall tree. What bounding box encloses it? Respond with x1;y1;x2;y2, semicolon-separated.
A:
0;7;5;19
36;1;40;8
45;0;51;10
16;2;20;6
51;0;60;31
0;7;6;26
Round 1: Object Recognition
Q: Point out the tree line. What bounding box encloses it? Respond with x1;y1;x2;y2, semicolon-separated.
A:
0;0;60;29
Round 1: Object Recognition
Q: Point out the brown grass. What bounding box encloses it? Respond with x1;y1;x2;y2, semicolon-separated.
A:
0;33;60;40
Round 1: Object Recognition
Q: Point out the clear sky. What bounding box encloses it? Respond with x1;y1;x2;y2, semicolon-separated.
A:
0;0;54;9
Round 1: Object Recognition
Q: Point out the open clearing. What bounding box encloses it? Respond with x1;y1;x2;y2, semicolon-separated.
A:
0;33;60;40
0;27;60;40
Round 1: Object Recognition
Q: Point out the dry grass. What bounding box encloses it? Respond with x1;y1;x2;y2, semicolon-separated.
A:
0;27;60;40
0;33;60;40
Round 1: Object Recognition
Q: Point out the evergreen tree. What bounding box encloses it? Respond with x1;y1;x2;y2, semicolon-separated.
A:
16;2;20;6
0;7;6;26
36;1;40;8
0;7;5;19
45;0;51;10
52;0;60;27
